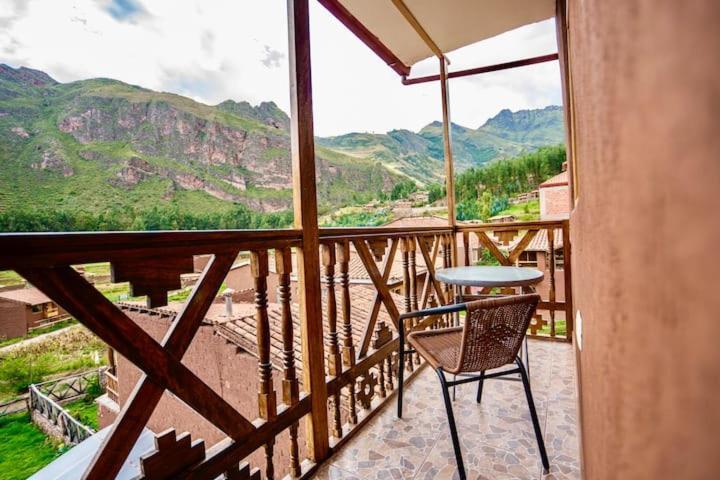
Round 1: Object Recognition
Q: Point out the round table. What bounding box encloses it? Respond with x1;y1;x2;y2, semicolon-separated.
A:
434;265;544;377
435;265;544;290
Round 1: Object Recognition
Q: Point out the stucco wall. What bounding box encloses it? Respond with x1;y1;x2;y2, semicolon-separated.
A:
539;185;570;220
567;1;720;478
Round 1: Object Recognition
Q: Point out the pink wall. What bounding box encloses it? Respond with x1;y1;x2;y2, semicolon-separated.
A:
567;0;720;478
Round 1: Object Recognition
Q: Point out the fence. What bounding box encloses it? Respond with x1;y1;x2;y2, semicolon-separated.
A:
0;368;106;417
29;383;95;444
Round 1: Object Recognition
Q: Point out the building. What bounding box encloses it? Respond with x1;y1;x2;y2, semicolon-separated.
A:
0;287;68;339
539;169;571;220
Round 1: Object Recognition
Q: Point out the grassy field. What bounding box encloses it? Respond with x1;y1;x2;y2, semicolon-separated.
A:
0;270;24;287
496;199;540;221
64;397;100;431
0;413;66;480
0;326;107;402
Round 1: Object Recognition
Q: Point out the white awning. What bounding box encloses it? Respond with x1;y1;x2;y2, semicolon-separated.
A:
326;0;555;72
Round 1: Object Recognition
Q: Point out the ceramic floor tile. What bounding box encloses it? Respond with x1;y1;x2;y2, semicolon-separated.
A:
320;340;580;480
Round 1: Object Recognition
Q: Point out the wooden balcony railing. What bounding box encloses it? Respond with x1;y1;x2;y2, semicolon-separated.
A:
0;221;570;479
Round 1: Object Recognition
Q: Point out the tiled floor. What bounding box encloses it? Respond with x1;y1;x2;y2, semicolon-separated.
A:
314;340;580;480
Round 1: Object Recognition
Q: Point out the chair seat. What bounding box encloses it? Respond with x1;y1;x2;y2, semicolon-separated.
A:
408;326;463;371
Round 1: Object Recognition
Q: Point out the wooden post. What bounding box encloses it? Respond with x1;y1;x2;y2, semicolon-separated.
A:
556;0;576;206
440;56;458;265
287;0;330;462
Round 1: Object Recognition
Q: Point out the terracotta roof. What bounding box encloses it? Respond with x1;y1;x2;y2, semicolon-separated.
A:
382;215;448;228
507;228;564;253
215;285;404;374
0;287;52;306
539;171;569;188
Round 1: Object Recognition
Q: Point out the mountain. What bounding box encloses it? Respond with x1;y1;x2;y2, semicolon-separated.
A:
317;105;564;183
0;64;564;220
0;64;396;217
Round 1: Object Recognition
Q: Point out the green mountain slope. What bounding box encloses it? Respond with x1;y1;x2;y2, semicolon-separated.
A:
317;105;564;184
0;64;396;218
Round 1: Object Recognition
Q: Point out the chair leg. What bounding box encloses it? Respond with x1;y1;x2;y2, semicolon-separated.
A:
437;368;466;480
452;374;456;401
476;370;485;404
516;358;549;473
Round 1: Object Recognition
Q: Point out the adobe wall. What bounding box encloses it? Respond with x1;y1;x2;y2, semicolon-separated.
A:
0;300;28;339
567;0;720;478
539;185;570;220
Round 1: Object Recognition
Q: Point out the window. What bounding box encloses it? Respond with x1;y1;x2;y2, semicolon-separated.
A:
518;251;538;267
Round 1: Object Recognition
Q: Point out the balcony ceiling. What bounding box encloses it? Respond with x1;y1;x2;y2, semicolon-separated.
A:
325;0;555;73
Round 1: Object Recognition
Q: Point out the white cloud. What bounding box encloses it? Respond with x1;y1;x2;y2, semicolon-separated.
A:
0;0;561;136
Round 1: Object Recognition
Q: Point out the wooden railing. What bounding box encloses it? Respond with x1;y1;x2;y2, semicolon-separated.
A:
0;222;570;479
29;383;95;444
457;220;573;341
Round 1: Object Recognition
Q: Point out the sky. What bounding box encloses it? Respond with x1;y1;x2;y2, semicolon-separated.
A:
0;0;562;136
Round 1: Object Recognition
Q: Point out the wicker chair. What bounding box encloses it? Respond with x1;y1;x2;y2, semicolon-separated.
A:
397;294;549;480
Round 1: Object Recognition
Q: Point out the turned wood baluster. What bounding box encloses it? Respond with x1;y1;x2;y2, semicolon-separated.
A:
386;354;394;391
463;231;471;295
441;234;453;326
400;237;414;372
322;243;342;439
337;240;357;425
408;237;419;312
548;228;557;338
275;248;300;478
251;250;276;480
407;237;421;364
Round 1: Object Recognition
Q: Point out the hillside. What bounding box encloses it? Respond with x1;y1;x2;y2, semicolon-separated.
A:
0;64;564;229
317;105;564;183
0;64;396;218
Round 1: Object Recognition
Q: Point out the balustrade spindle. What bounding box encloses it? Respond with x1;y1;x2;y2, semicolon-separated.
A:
441;234;453;326
548;228;557;338
252;250;276;480
337;240;357;425
322;243;343;438
408;237;419;312
463;231;471;295
400;238;414;372
275;248;301;478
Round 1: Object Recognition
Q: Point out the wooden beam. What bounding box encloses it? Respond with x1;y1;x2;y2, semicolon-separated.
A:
317;0;410;76
287;0;330;463
555;0;576;206
440;57;456;227
390;0;443;59
402;53;559;85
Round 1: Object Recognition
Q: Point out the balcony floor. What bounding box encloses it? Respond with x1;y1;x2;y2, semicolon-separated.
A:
316;340;580;480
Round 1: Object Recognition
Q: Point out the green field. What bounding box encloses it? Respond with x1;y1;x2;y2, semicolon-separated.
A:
496;199;540;221
0;413;65;480
0;326;106;401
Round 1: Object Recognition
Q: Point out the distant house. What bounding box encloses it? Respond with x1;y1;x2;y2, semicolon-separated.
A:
0;287;68;339
539;167;570;220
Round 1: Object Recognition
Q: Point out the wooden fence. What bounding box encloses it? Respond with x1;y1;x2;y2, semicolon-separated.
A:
29;383;95;444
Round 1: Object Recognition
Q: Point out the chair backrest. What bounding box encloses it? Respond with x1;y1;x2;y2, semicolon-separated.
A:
452;294;540;374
